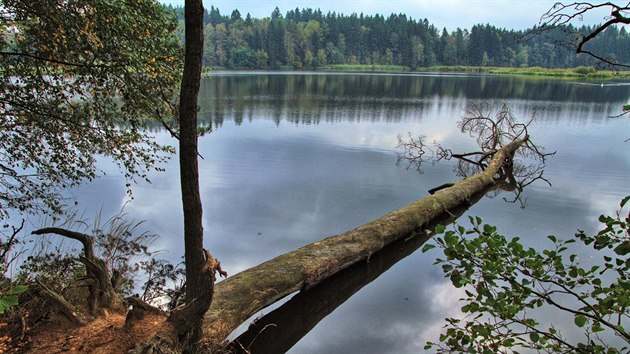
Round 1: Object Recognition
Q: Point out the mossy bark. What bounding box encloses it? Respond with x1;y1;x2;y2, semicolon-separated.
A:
202;137;526;348
226;196;484;354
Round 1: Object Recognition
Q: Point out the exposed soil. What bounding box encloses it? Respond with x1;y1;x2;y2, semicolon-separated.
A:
1;306;173;353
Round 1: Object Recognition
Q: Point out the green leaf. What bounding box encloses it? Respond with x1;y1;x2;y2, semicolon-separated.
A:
0;295;19;314
547;235;557;242
529;332;540;343
574;315;587;328
6;285;27;296
444;232;458;246
620;195;630;208
613;324;625;333
483;224;496;234
592;323;604;332
614;241;630;256
421;243;436;253
434;224;446;234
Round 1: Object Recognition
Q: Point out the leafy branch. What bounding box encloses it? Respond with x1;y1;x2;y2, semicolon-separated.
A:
423;196;630;353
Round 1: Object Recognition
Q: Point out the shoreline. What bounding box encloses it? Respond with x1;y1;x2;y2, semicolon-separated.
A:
204;65;629;80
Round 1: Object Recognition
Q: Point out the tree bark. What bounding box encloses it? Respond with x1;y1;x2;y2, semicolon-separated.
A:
202;137;527;349
168;0;214;349
227;194;486;354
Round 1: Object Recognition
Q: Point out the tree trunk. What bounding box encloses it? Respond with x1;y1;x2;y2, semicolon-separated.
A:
227;193;486;354
168;0;213;348
31;227;123;314
202;137;527;348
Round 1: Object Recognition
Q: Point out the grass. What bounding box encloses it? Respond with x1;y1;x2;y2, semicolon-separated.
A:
424;65;626;79
318;64;411;72
204;64;628;80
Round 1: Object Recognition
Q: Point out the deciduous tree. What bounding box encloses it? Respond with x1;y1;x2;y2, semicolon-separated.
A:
0;0;182;220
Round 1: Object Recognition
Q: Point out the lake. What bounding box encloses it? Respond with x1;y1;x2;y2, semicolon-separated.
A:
69;71;629;352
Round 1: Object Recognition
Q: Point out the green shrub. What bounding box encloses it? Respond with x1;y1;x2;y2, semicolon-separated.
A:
574;66;597;75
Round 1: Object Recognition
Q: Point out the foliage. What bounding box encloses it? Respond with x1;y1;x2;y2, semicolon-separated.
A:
167;5;630;70
0;0;182;220
422;196;630;353
0;284;26;314
0;221;27;313
574;65;597;75
319;64;411;72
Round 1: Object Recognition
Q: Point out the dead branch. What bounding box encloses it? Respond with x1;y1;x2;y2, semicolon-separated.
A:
31;227;123;314
125;295;164;329
33;279;87;325
395;132;430;173
32;227;95;260
532;2;630;68
1;219;25;274
398;102;555;206
203;137;527;350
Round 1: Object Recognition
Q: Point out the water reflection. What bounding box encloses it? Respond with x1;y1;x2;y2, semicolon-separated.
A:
227;188;491;354
61;72;629;353
191;72;629;129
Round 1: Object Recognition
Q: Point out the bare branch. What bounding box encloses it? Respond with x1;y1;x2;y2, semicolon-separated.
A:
397;102;554;205
31;227;95;260
533;2;630;68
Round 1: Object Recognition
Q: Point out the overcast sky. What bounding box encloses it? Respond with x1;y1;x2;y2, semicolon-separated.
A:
159;1;615;31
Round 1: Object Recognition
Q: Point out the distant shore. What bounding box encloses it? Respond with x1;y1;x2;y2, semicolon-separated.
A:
205;65;628;80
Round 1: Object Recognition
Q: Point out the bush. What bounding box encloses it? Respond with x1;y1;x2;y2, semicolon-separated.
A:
423;196;629;353
574;66;597;75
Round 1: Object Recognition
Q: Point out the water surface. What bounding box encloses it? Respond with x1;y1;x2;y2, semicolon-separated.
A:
70;72;629;352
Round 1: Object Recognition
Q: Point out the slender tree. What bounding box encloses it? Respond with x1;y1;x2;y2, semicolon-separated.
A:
168;0;225;350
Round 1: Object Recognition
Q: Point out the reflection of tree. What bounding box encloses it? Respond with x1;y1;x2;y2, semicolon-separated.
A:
397;102;555;207
197;74;629;129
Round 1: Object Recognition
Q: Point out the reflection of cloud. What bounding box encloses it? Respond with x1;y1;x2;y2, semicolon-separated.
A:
422;281;467;343
38;73;630;354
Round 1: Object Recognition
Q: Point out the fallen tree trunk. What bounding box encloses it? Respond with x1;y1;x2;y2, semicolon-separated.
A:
202;137;527;348
227;191;488;354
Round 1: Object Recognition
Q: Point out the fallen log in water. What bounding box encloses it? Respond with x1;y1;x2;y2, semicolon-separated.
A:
203;137;527;348
227;192;488;354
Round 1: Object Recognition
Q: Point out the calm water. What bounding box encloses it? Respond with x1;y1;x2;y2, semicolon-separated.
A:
70;72;628;352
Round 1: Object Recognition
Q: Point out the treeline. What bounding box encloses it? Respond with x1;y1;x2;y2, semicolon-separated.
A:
166;5;630;70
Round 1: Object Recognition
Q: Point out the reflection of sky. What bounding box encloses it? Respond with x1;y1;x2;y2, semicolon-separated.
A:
31;73;630;353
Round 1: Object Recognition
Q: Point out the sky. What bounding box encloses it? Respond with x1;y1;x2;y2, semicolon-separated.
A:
159;0;614;31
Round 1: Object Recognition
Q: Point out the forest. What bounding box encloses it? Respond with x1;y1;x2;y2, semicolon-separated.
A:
1;0;628;352
166;5;630;70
